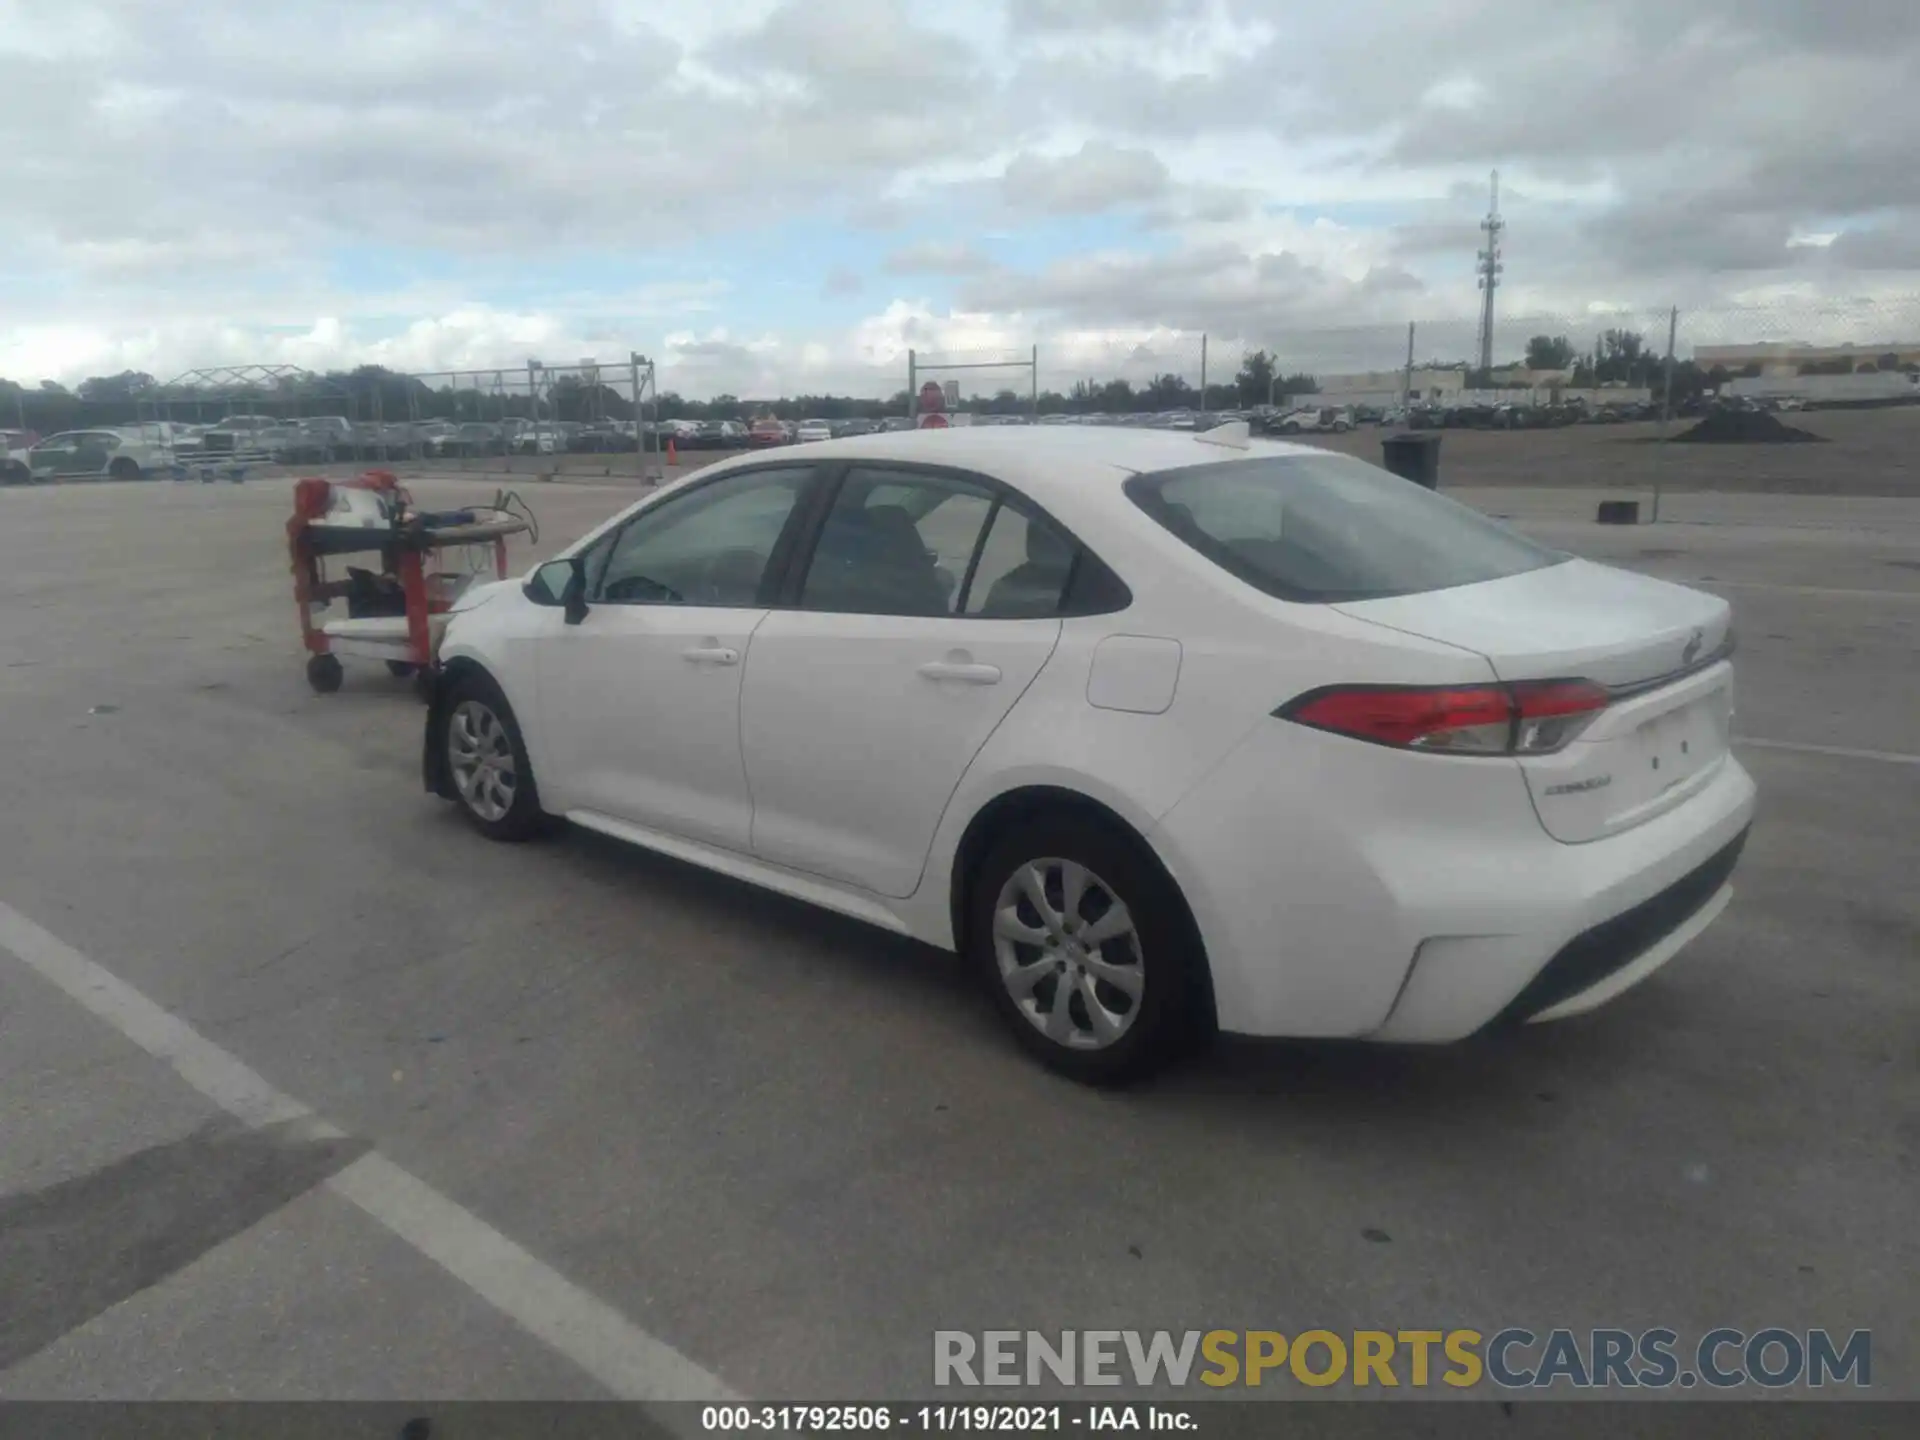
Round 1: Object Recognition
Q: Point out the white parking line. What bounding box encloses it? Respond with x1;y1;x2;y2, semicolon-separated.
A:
0;899;737;1405
1736;737;1920;767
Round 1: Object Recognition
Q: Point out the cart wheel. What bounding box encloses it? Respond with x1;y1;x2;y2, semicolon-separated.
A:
385;660;417;678
306;654;344;694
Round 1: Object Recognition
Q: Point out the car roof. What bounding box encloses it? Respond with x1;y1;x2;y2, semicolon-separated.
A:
741;424;1330;502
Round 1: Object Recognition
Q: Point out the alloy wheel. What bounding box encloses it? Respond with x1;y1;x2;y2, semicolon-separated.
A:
448;699;517;823
992;857;1144;1051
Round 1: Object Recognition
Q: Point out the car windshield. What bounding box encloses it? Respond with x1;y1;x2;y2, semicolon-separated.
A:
1126;452;1566;603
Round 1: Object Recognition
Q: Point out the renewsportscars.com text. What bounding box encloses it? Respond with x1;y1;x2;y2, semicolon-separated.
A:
933;1328;1871;1391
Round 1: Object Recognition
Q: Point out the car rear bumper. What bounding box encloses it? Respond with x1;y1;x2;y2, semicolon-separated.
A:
1152;723;1757;1041
1367;760;1754;1042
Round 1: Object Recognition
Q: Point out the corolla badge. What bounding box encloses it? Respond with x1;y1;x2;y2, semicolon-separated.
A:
1544;775;1612;796
1682;628;1704;666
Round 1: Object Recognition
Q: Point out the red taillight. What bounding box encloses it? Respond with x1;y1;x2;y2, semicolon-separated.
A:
1278;680;1608;755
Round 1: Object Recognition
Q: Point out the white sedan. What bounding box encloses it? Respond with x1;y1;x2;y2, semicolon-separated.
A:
25;428;174;481
422;426;1755;1083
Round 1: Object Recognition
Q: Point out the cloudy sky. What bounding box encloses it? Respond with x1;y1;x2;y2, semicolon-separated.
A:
4;0;1918;397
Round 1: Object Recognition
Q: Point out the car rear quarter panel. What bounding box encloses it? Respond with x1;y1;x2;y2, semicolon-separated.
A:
907;594;1507;955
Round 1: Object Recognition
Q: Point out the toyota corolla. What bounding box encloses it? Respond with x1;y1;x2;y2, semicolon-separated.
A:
423;426;1755;1083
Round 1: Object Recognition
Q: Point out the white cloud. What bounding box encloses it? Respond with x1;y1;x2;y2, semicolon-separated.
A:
884;241;998;275
1001;141;1171;215
3;0;1916;393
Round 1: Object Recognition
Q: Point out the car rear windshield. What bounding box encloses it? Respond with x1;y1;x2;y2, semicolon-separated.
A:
1125;452;1565;603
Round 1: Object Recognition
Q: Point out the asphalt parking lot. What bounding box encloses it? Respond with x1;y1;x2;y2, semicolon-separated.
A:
0;453;1915;1406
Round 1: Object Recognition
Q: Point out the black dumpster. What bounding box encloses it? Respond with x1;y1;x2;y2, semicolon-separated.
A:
1380;432;1442;489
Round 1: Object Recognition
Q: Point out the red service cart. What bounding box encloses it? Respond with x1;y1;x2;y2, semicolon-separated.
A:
287;471;535;694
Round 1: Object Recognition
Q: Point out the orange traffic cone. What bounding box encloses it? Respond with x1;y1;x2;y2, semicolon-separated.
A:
666;436;678;466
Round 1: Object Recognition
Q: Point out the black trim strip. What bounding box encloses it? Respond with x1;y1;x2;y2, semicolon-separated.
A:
1487;825;1750;1029
1605;635;1737;701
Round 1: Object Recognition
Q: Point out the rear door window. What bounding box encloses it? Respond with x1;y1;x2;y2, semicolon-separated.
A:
1126;453;1565;602
797;468;997;616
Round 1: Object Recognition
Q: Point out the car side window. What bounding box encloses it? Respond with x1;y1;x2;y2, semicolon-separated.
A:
593;466;812;607
798;468;996;616
961;502;1079;618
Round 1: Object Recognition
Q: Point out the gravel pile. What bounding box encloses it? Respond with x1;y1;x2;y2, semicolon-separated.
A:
1672;409;1825;444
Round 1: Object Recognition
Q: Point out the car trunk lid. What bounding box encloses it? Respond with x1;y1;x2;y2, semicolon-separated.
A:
1335;559;1735;842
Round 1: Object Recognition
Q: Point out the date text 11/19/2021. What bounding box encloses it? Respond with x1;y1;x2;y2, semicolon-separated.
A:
702;1405;1193;1432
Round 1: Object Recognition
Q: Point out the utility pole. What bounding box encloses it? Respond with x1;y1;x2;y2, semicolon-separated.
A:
1654;306;1679;525
1198;333;1209;422
1475;170;1504;378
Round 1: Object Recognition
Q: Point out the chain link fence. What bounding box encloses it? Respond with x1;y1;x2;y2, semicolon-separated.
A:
393;357;659;482
4;356;664;484
7;299;1914;490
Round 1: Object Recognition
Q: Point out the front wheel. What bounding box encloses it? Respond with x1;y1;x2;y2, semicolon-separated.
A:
968;816;1208;1085
108;457;142;481
443;673;548;841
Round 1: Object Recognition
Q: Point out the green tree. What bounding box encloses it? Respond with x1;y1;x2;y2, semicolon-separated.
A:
76;370;156;404
1235;348;1276;406
1141;373;1196;410
1524;335;1576;371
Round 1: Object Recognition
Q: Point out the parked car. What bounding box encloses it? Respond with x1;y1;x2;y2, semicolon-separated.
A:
406;421;456;453
682;420;741;450
25;427;175;480
3;428;37;483
517;423;575;455
199;414;284;457
795;418;834;443
568;422;635;454
747;419;790;447
1441;403;1500;429
430;423;506;458
295;415;360;460
423;427;1754;1084
880;416;914;432
1269;406;1353;435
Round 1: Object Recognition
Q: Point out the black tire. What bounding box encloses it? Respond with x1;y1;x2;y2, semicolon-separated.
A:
386;660;417;678
967;814;1208;1086
441;671;549;841
109;457;141;481
306;653;344;693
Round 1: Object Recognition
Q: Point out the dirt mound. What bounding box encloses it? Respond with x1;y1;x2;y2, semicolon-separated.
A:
1672;409;1824;444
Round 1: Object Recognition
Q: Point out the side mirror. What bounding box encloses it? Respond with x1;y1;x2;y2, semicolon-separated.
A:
525;556;590;624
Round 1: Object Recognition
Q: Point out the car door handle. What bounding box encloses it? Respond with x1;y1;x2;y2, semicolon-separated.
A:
917;660;1002;685
682;645;740;665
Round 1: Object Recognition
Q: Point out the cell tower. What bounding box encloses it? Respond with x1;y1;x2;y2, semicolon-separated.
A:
1475;169;1504;376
